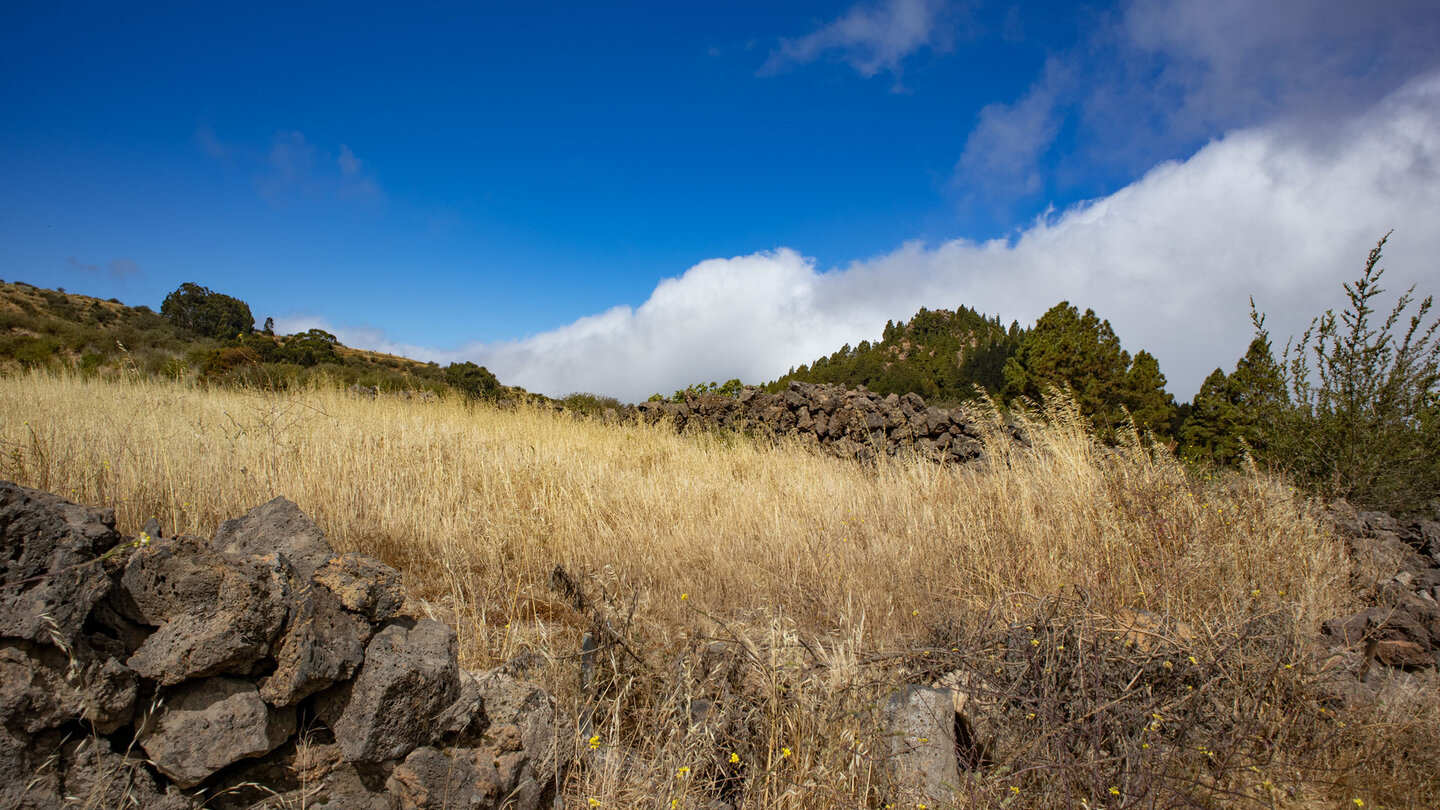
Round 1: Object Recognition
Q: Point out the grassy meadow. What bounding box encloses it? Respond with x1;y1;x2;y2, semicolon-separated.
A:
2;371;1436;808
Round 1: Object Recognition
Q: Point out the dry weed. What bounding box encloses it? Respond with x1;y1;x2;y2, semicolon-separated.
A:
2;371;1433;807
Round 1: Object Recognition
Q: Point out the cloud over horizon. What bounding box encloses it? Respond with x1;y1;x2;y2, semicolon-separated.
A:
307;71;1440;405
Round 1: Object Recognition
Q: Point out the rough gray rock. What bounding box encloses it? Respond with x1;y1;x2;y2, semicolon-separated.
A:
1323;501;1440;676
121;536;291;685
212;496;336;578
60;737;197;810
0;640;83;734
259;582;369;706
883;685;961;808
0;639;136;735
471;670;567;808
1;724;60;809
137;677;296;789
387;674;567;810
389;746;505;810
312;552;405;623
320;619;460;763
0;480;121;645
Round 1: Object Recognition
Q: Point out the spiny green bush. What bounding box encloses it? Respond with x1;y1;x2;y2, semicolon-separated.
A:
1268;232;1439;514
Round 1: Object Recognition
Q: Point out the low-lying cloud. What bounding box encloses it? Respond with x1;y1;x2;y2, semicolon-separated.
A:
302;72;1440;404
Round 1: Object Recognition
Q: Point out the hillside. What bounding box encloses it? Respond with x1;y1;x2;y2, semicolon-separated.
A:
2;373;1437;808
768;305;1025;406
0;279;526;400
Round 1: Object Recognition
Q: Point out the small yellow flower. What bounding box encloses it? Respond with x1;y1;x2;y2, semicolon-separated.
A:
1188;655;1198;665
1030;639;1039;646
588;799;601;807
911;610;919;616
676;766;690;777
1009;786;1020;795
588;734;601;750
729;752;740;764
1141;743;1150;749
918;737;929;743
1109;786;1120;796
1251;589;1261;598
680;593;688;601
1353;800;1364;808
1026;712;1036;719
671;800;680;809
781;747;791;758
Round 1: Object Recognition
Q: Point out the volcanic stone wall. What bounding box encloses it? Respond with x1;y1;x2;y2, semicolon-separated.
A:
637;381;1017;464
0;481;565;809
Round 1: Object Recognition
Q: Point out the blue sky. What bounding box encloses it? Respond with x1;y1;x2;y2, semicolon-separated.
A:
4;1;1440;401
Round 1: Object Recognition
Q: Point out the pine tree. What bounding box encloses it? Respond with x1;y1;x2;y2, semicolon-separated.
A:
1124;350;1176;433
1004;302;1171;437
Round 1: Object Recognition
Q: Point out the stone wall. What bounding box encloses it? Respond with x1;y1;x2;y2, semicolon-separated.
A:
0;481;565;809
637;381;1020;464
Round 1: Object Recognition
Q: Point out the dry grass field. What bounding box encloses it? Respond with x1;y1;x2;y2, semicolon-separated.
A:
3;371;1437;808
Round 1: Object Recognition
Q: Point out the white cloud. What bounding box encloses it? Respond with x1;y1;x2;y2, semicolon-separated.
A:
762;0;954;82
315;72;1440;404
956;0;1440;198
955;58;1068;198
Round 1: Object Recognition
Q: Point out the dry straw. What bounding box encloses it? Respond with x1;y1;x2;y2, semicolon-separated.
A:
3;371;1435;808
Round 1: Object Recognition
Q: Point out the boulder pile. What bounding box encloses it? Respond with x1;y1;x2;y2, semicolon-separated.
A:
0;480;567;809
1322;502;1440;673
637;381;1013;464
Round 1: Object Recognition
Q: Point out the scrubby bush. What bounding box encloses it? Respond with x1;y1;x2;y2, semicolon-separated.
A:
1266;233;1439;513
560;391;625;415
445;361;501;400
161;282;254;338
281;328;340;366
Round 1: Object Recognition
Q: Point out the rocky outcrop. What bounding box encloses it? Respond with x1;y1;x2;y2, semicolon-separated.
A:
1322;502;1440;675
637;381;1013;464
0;480;568;809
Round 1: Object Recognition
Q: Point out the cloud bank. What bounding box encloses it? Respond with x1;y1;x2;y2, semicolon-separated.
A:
459;72;1439;403
956;0;1440;203
298;72;1440;404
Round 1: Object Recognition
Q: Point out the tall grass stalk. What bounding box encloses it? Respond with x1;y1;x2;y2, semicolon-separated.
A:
3;372;1432;807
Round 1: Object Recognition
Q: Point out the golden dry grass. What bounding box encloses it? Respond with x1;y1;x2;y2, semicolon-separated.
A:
2;371;1435;808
